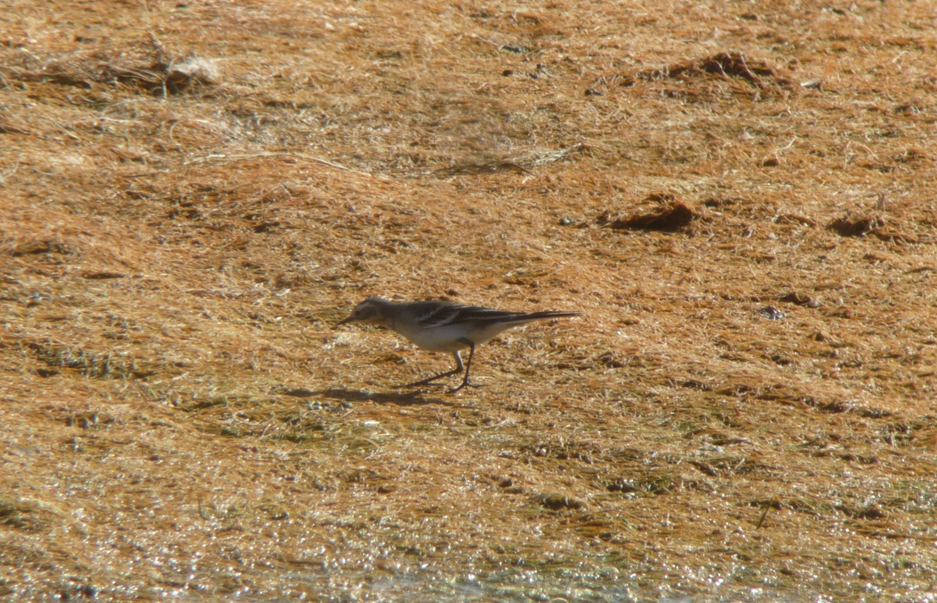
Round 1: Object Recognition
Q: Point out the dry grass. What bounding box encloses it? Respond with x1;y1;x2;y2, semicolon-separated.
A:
2;0;937;600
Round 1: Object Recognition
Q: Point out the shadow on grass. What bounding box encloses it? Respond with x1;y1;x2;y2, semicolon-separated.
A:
282;386;456;407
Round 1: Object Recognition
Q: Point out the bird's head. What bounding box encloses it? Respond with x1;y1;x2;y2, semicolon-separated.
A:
336;297;390;327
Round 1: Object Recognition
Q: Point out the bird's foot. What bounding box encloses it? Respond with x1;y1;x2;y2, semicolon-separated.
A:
448;380;483;393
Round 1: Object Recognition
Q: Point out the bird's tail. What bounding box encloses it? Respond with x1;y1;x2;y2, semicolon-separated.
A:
515;311;582;322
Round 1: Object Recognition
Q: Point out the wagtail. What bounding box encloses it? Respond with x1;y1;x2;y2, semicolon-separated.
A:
336;296;580;392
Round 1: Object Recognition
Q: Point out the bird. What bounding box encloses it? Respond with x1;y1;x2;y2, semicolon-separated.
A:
335;296;580;392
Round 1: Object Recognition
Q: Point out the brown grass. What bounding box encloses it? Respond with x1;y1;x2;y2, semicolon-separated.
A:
2;0;937;600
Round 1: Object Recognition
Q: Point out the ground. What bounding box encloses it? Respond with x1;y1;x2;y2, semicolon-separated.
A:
1;1;936;601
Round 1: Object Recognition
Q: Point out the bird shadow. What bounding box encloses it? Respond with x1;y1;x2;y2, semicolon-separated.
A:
281;386;455;407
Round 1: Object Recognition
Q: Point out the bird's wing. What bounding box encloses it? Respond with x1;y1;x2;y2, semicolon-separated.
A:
411;303;517;329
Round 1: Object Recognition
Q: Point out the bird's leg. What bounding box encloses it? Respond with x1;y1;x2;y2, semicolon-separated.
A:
403;351;464;388
449;340;482;393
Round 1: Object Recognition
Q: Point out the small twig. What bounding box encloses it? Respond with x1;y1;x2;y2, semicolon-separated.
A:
470;34;501;47
296;154;374;177
755;501;772;529
198;497;212;520
167;120;180;144
0;161;19;185
182;151;388;180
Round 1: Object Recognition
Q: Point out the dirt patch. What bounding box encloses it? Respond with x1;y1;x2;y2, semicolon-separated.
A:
828;214;885;237
602;195;701;232
628;51;792;90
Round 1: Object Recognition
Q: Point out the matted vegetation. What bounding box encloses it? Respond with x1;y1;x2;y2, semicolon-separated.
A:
2;0;936;600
